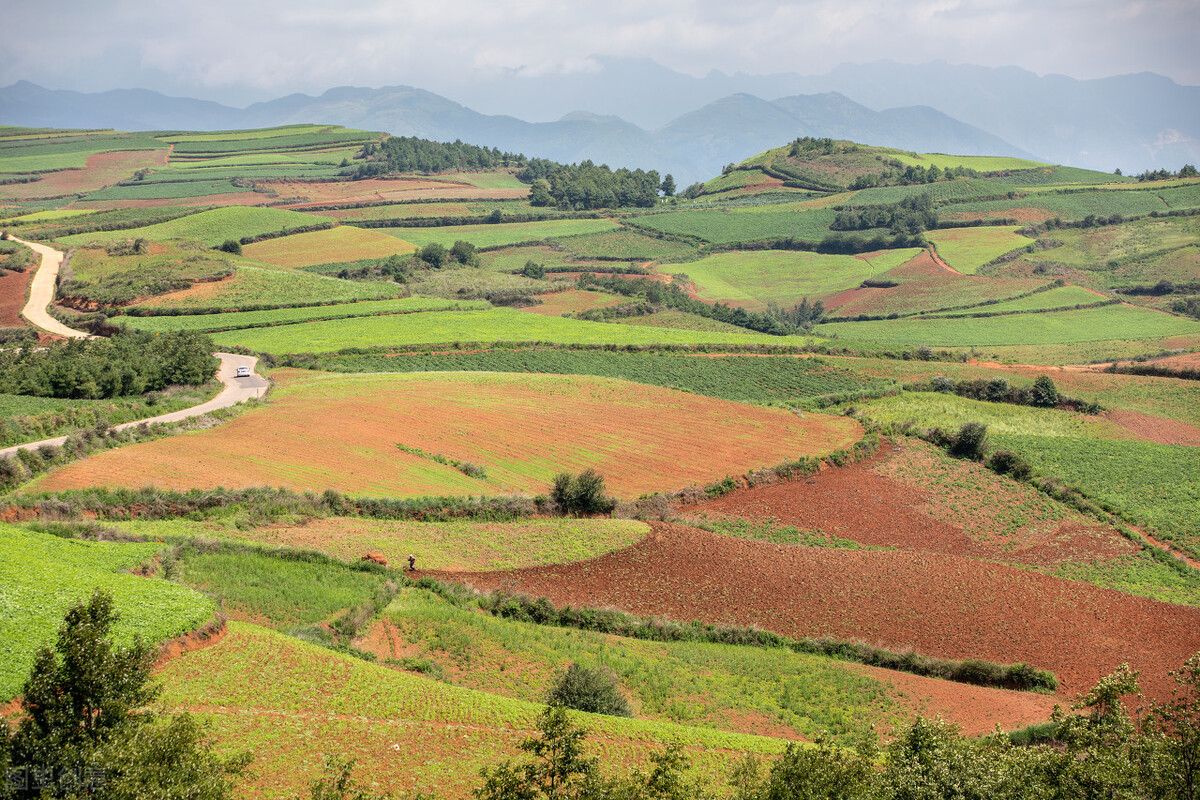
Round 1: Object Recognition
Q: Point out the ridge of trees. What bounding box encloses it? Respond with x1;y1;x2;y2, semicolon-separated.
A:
342;136;526;179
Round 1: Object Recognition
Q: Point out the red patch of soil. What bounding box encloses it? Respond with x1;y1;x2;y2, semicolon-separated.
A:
434;522;1200;703
1103;408;1200;447
0;150;168;201
153;617;228;668
0;268;32;327
941;207;1055;224
1145;352;1200;372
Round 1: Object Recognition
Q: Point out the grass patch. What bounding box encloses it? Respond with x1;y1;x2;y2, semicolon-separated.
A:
379;218;619;249
59;207;334;248
242;225;417;268
120;297;486;333
926;227;1031;274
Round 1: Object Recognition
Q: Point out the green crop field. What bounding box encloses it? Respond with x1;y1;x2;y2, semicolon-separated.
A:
58;206;334;248
0;133;167;173
121;517;650;573
992;434;1200;558
157;622;786;798
122;297;489;333
81;179;255;201
478;245;597;272
676;248;922;310
944;184;1200;223
0;524;214;699
924;285;1110;316
633;205;838;244
613;309;753;333
556;229;697;260
847;179;1027;206
208;307;816;352
242;225;417;267
926;227;1031;274
889;153;1048;171
300;350;893;407
380;218;619;249
1007;166;1138;186
125;264;402;312
815;303;1200;347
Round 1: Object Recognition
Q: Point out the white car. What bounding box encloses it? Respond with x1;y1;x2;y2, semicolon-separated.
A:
234;365;252;378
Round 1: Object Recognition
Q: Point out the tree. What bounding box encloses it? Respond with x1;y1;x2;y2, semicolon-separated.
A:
419;242;448;268
950;421;989;459
521;260;546;279
1031;375;1059;407
216;239;241;255
1139;653;1200;800
660;174;675;197
550;470;614;517
547;664;631;718
475;706;596;800
450;240;480;267
4;589;249;800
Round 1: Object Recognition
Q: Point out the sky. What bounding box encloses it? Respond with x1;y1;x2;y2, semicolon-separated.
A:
3;0;1197;106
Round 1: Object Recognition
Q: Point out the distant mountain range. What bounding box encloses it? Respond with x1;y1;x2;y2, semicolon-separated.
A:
3;59;1197;183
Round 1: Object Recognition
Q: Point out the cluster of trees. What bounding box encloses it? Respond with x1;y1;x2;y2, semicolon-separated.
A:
787;137;849;157
849;163;980;189
518;159;665;210
832;194;938;235
579;273;795;335
923;374;1099;413
0;591;249;800
335;242;480;284
550;469;615;516
342;136;525;179
0;330;216;399
766;297;826;330
1136;164;1198;182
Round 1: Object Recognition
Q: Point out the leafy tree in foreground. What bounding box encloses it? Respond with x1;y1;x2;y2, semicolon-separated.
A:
2;589;249;800
550;470;615;516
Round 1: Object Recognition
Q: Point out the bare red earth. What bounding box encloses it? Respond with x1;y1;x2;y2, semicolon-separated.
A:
435;522;1200;703
0;268;32;327
1102;409;1200;447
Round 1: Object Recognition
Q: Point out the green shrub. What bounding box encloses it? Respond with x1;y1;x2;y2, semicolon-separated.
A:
950;421;989;460
546;662;632;717
215;239;242;255
987;449;1034;480
550;469;615;516
1032;375;1060;407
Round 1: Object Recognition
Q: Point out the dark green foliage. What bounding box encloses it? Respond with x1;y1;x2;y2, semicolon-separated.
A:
215;239;242;255
419;242;448;268
987;449;1034;481
1032;375;1060;407
450;239;480;267
309;755;403;800
343;135;523;179
4;590;248;800
546;663;632;718
950;421;989;459
518;158;661;210
0;329;217;399
731;740;874;800
550;470;615;516
520;260;546;279
831;193;938;234
766;297;825;330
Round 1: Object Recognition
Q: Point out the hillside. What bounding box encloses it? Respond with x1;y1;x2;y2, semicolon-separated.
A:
1;123;1198;797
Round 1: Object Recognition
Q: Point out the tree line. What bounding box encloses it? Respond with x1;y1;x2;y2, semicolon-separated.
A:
341;136;526;179
0;330;217;399
831;193;938;234
517;158;667;210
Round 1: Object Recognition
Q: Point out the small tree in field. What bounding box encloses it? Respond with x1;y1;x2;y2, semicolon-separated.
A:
1032;375;1060;407
547;663;632;718
550;469;614;516
950;421;989;460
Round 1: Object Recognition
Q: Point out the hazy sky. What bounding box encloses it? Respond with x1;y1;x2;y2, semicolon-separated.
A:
4;0;1197;104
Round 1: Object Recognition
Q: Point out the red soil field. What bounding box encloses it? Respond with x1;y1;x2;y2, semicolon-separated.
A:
519;289;626;316
823;251;1043;317
0;268;32;327
34;370;862;499
437;522;1200;704
69;191;266;211
0;150;168;201
1102;408;1200;447
941;207;1055;224
688;443;1137;568
275;176;527;208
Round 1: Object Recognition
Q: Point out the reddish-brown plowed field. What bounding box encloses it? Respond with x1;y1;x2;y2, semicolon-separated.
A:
69;191;266;211
824;251;1043;317
520;289;626;316
0;149;168;201
1103;409;1200;446
941;207;1055;224
688;443;1137;568
1144;351;1200;372
275;176;527;207
34;370;861;498
436;522;1200;702
0;268;32;327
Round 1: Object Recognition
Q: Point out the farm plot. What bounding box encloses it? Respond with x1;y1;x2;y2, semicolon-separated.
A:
521;289;626;316
889;153;1048;172
124;264;401;312
242;225;417;267
675;248;921;311
157;622;786;799
435;521;1200;702
0;524;214;699
378;218;619;249
823;250;1049;318
308;350;892;407
0;150;170;201
632;205;838;244
121;517;651;573
815;302;1200;347
32;370;862;498
58;206;334;248
926;227;1031;274
943;184;1200;224
555;229;697;261
121;297;486;333
923;285;1109;316
207;307;816;351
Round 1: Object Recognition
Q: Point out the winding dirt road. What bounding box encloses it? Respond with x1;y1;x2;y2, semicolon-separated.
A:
0;238;269;458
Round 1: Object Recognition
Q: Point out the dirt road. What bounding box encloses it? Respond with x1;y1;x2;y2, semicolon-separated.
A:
9;235;93;339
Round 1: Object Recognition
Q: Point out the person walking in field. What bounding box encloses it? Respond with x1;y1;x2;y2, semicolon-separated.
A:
407;554;416;571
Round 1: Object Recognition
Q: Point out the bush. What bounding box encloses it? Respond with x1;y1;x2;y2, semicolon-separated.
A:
215;239;242;255
546;662;632;717
1032;374;1060;407
549;469;615;516
987;449;1033;480
950;421;989;460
